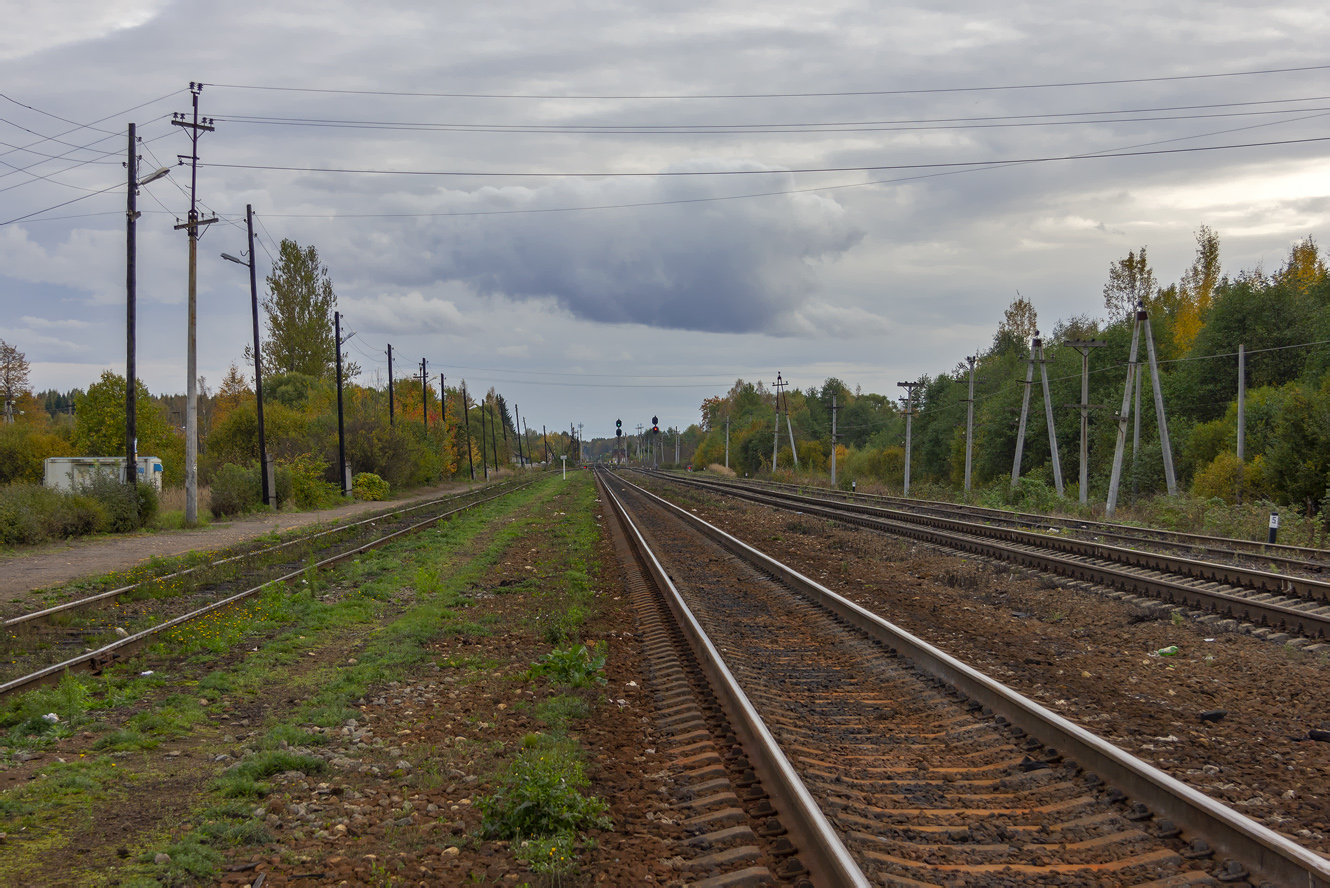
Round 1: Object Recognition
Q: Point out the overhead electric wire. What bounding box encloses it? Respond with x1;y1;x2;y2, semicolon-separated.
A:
202;63;1330;100
0;180;124;226
200;134;1330;183
211;95;1330;136
0;89;182;160
0;92;123;137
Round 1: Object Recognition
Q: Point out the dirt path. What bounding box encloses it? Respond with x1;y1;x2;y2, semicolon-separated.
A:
0;481;484;597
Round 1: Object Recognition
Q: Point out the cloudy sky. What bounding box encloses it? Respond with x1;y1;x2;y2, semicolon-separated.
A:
3;1;1330;437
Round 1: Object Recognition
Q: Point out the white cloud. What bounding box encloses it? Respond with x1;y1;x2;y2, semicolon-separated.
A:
0;0;168;60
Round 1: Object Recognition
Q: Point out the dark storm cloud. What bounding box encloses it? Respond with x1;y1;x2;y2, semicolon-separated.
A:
352;163;864;334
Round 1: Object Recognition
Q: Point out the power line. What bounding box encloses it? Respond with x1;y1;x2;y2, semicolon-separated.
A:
201;63;1330;101
0;180;123;226
199;134;1330;180
0;89;182;160
210;95;1330;136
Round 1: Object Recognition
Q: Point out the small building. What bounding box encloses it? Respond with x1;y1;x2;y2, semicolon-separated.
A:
44;456;164;493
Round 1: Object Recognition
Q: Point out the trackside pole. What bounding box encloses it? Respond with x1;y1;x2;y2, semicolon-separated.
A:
1011;337;1037;485
1106;308;1145;516
1036;335;1064;496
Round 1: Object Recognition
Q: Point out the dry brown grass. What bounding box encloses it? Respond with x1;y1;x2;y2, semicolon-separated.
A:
158;485;211;513
706;463;736;477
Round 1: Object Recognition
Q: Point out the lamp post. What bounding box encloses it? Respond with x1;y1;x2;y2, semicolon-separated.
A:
221;204;271;507
125;120;171;488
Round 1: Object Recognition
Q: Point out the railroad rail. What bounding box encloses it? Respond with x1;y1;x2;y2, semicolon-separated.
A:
647;471;1330;642
0;480;532;702
693;473;1330;577
3;480;522;630
599;468;1330;887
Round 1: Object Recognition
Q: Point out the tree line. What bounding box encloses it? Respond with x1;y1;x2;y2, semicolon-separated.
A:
672;230;1330;521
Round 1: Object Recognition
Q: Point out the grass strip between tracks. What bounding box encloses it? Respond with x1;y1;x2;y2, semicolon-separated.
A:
0;472;617;886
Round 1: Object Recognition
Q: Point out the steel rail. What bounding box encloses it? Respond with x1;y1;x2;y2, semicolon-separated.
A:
597;470;869;888
4;480;521;630
700;472;1330;570
0;483;529;702
658;472;1330;636
614;471;1330;888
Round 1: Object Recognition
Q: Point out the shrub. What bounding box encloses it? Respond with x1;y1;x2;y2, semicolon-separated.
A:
352;472;388;501
0;484;106;544
284;454;341;509
78;474;157;533
209;464;261;518
1192;452;1269;503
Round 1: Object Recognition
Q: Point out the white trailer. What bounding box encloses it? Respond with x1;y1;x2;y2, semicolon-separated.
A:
44;456;164;493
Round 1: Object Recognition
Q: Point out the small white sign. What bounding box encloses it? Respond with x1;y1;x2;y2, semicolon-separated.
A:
1269;513;1280;529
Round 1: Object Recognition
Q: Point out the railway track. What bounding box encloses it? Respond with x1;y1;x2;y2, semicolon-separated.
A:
0;479;532;701
646;471;1330;645
696;474;1330;579
598;468;1330;887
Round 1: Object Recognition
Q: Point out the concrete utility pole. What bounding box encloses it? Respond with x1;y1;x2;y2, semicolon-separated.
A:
1106;303;1177;515
419;359;428;433
335;312;348;496
962;356;976;495
830;393;839;487
543;424;550;466
462;384;474;480
1064;339;1106;504
771;372;798;470
480;397;489;480
1237;344;1246;504
1010;332;1064;496
897;381;923;496
514;405;525;467
171;82;216;526
724;415;730;470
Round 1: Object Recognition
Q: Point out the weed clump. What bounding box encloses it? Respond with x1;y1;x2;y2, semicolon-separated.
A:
476;737;611;840
529;643;606;688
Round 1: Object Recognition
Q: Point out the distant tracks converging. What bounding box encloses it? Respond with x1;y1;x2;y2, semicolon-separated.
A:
0;480;532;702
598;468;1330;887
648;472;1330;645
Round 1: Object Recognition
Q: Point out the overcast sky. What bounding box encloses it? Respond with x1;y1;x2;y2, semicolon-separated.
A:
3;1;1330;437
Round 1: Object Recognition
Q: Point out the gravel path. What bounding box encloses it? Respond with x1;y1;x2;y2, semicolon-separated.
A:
0;482;477;598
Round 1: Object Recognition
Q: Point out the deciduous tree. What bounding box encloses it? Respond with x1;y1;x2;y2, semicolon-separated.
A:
246;239;359;381
1173;226;1221;351
1103;247;1157;322
1;339;32;405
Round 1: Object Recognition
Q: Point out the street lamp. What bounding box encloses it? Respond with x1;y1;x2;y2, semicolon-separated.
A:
220;204;272;507
125;120;172;489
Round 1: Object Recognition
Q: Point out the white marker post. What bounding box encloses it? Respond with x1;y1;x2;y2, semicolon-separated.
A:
561;455;567;480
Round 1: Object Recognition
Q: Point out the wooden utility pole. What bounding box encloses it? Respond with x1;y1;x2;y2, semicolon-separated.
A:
897;381;923;496
387;344;394;425
171;83;216;525
1064;339;1106;504
125;123;137;488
